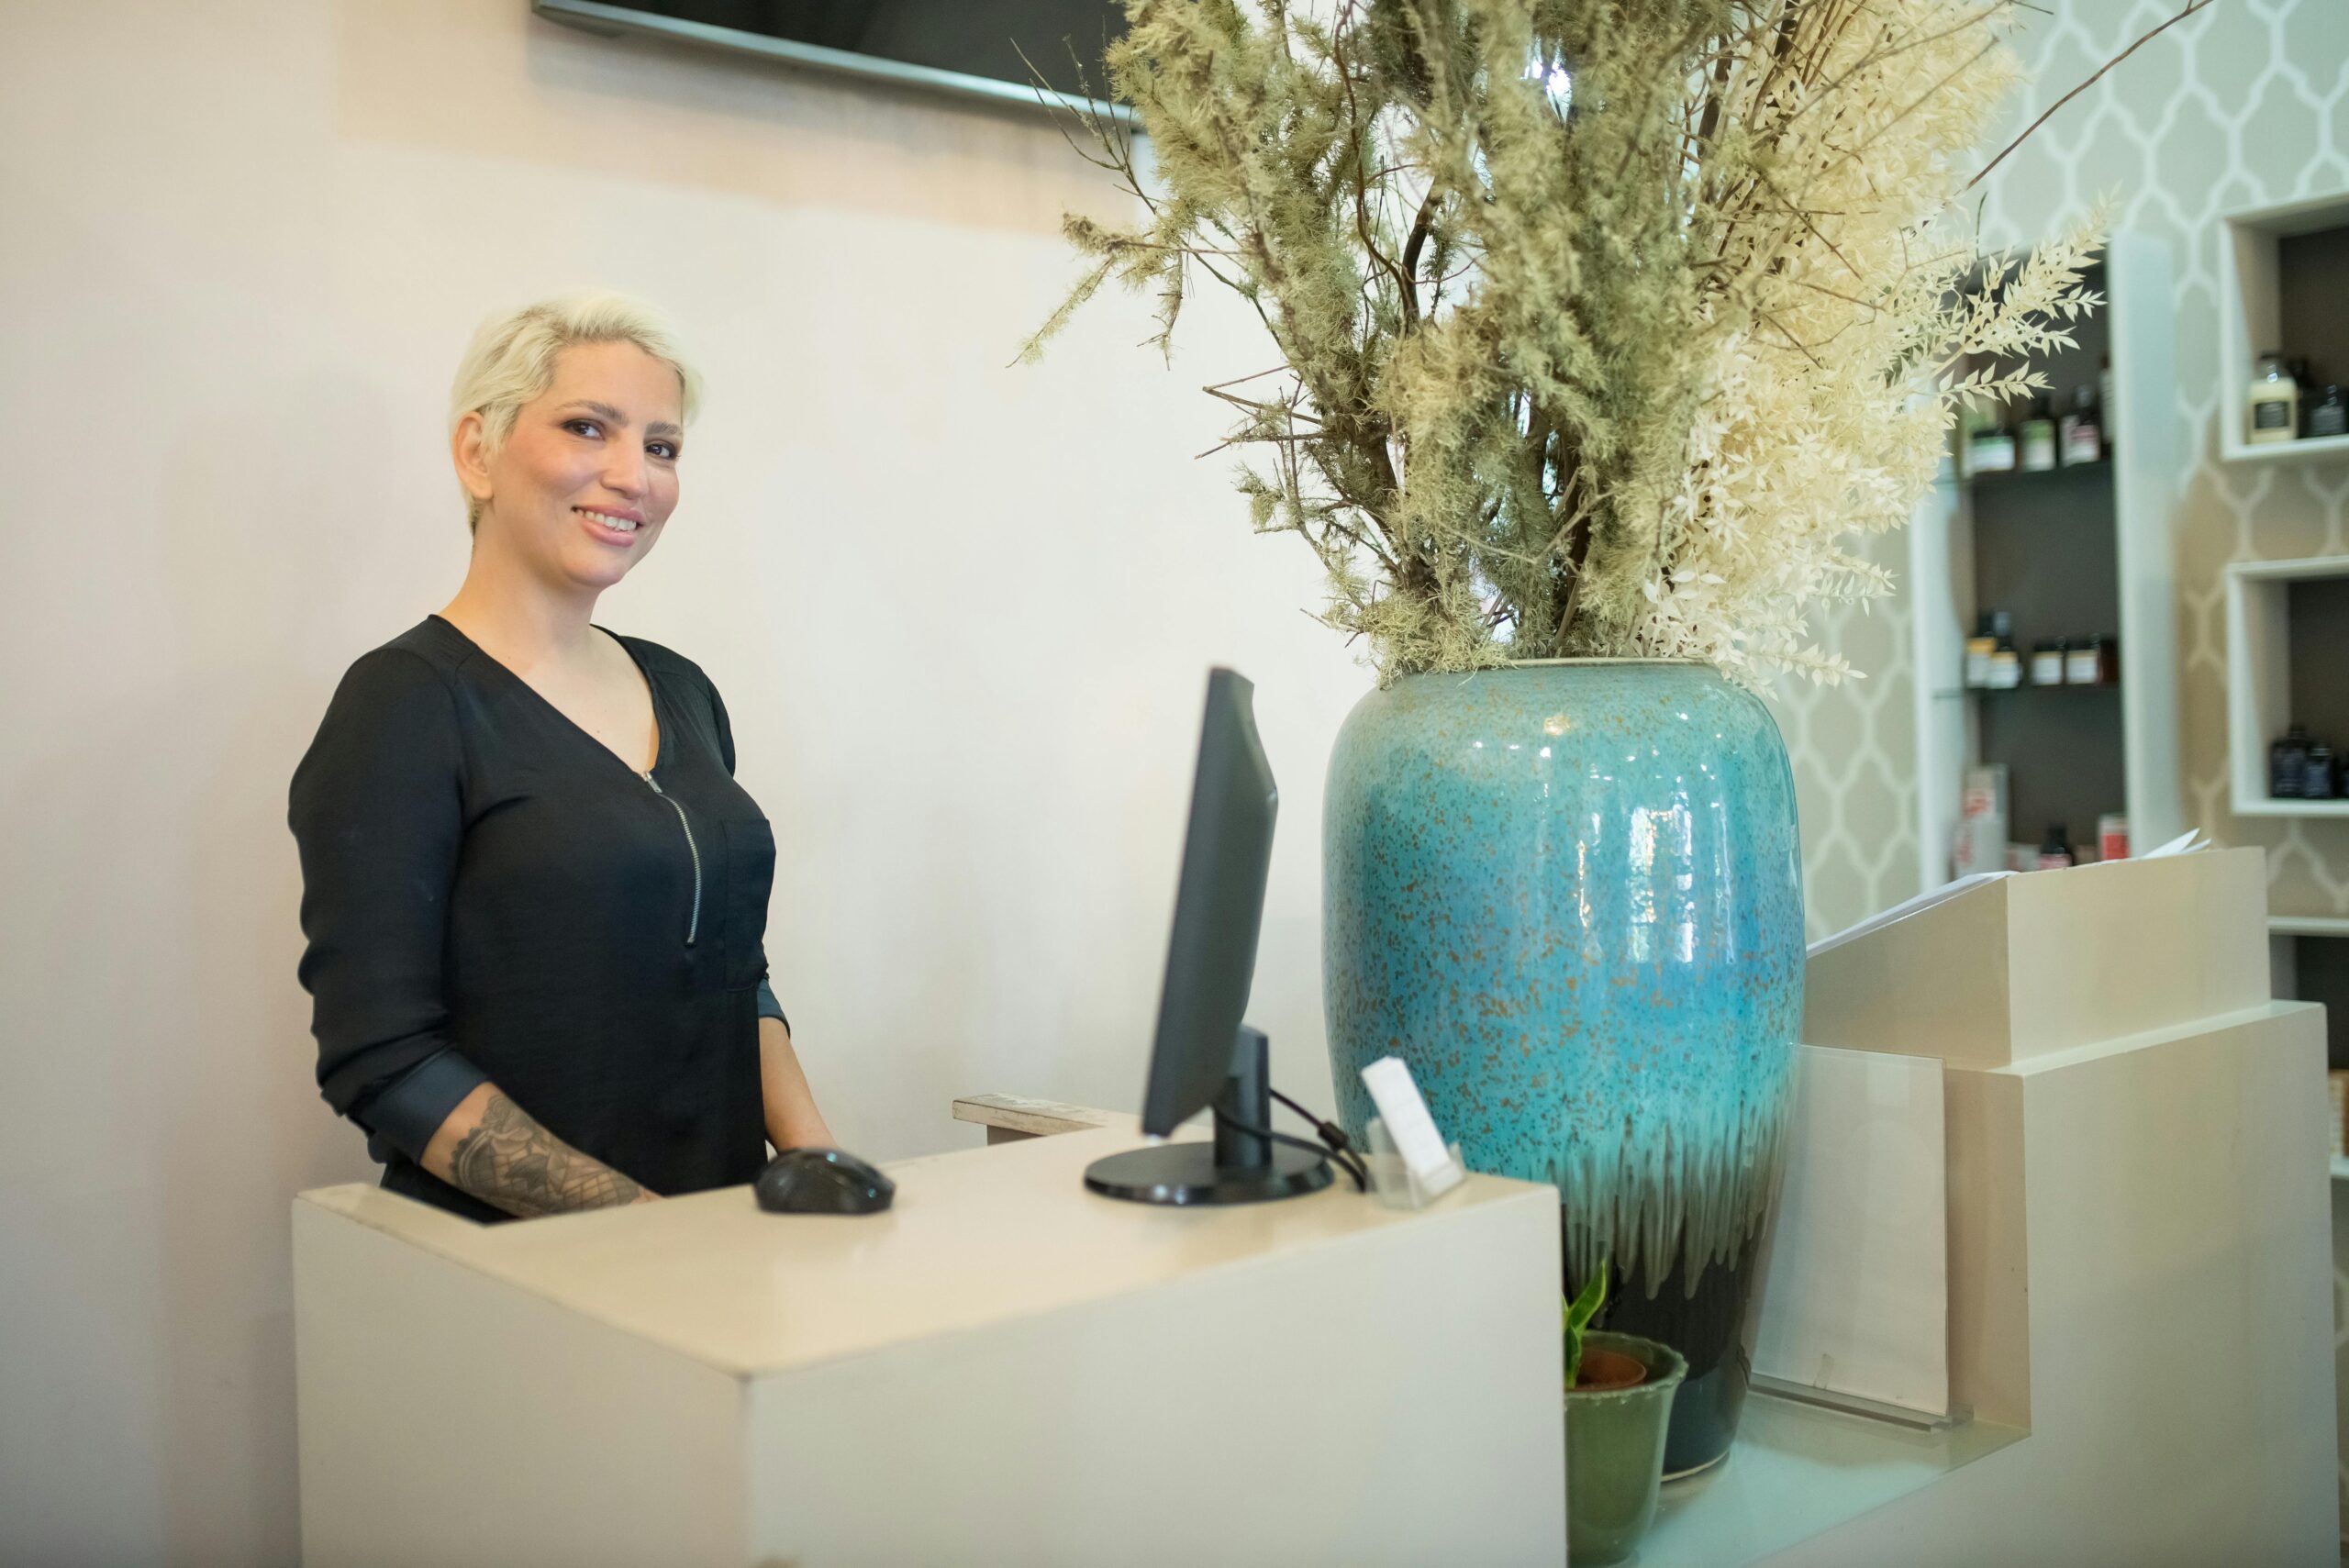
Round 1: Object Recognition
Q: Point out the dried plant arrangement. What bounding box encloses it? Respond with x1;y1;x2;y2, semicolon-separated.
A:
1019;0;2192;687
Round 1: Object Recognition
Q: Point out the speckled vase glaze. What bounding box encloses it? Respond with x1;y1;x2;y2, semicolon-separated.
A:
1322;661;1802;1476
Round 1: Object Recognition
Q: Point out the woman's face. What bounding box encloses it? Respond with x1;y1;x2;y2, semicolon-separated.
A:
457;340;685;589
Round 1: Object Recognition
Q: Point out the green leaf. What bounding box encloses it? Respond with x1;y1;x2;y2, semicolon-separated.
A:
1561;1264;1608;1389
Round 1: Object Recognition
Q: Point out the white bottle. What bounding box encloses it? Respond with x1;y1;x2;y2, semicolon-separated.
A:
2249;352;2299;445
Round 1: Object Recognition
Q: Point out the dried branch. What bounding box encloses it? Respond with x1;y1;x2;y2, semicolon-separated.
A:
1024;0;2133;686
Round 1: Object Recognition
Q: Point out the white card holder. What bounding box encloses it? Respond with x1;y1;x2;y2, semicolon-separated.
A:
1364;1118;1467;1210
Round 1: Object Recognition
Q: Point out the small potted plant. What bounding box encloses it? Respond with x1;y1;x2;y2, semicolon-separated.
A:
1563;1268;1686;1566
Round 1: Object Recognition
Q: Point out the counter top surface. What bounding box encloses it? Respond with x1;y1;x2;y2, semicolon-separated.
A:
297;1124;1551;1379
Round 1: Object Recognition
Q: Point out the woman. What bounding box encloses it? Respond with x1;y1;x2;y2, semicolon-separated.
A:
288;293;831;1222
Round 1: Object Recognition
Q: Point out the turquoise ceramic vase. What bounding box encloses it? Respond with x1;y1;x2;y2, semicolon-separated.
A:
1323;661;1802;1476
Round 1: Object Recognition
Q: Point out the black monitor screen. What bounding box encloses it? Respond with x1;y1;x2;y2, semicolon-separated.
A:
568;2;1128;103
1141;670;1277;1138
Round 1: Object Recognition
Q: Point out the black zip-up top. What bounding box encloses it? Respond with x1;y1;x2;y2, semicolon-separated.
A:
288;615;785;1223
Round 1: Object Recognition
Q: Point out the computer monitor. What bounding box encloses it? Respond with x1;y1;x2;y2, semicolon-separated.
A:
1083;670;1333;1206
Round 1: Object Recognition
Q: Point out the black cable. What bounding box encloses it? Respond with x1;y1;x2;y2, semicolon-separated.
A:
1212;1104;1369;1192
1268;1086;1370;1181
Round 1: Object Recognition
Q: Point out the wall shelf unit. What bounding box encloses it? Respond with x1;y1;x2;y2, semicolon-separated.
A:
2224;555;2349;817
2218;191;2349;465
1908;231;2183;884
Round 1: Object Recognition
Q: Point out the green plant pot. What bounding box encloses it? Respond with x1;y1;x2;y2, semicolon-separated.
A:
1565;1331;1688;1565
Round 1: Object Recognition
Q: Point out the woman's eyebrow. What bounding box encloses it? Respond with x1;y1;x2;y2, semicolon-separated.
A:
558;400;683;440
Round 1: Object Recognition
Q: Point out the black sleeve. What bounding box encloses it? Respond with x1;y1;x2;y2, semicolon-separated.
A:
288;648;488;1161
707;672;789;1036
754;979;790;1032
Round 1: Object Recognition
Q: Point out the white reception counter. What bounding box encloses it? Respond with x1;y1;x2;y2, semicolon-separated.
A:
293;1121;1564;1568
294;850;2339;1565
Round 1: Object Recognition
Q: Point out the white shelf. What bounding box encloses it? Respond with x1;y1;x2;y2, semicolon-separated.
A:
2224;554;2349;818
2332;1155;2349;1183
2217;191;2349;464
2233;797;2349;818
2272;916;2349;938
2223;432;2349;467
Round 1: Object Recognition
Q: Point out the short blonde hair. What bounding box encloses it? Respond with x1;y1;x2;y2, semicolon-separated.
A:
448;291;704;533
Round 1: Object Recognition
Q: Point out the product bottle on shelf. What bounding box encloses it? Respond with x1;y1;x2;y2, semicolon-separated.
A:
2249;352;2300;445
1970;416;2017;474
2098;814;2129;862
2307;744;2337;802
2065;635;2101;684
2059;384;2102;465
2031;639;2065;685
1964;614;1995;688
2037;823;2075;870
2310;384;2348;440
1955;402;1991;475
1987;611;2021;689
2273;723;2311;799
2020;400;2058;472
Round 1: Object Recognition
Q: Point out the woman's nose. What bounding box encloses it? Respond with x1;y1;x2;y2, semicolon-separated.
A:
602;449;649;497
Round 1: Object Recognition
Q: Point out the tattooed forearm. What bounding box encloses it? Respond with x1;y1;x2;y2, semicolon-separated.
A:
443;1091;650;1218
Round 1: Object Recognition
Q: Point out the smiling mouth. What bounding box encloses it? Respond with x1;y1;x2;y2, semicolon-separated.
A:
576;507;641;535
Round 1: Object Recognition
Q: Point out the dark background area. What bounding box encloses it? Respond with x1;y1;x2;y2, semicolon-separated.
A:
610;1;1129;97
2277;225;2349;393
2287;577;2349;757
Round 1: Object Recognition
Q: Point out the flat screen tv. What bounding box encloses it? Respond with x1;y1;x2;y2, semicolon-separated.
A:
533;1;1133;122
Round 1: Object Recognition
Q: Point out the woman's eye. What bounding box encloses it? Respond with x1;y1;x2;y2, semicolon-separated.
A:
649;441;679;461
565;418;601;438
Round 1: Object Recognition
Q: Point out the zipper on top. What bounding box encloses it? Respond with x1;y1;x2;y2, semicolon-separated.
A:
642;771;702;946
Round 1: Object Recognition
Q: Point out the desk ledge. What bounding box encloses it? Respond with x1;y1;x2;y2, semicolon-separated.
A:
952;1094;1125;1142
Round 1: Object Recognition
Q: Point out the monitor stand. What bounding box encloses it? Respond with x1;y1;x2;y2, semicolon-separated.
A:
1083;1027;1334;1206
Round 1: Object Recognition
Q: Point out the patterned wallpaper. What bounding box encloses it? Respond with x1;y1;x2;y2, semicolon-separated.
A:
1980;0;2349;911
1772;527;1922;944
1777;0;2349;943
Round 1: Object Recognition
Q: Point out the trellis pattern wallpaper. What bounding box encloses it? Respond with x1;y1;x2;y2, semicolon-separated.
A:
1979;0;2349;915
1770;527;1921;944
1778;0;2349;946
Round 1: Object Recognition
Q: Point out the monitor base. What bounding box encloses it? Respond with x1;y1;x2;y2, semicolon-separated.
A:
1083;1140;1332;1206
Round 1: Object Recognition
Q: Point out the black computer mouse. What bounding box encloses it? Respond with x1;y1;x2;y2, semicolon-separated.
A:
754;1147;896;1216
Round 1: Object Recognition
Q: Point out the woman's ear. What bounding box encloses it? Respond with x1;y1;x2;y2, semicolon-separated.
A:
451;410;495;507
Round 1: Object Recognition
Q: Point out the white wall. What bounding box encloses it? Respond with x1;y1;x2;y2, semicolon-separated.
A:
0;4;1372;1562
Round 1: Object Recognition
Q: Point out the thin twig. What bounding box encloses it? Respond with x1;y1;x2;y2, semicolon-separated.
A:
1965;0;2221;191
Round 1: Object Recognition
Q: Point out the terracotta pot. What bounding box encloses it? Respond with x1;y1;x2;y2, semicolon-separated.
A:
1574;1346;1649;1393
